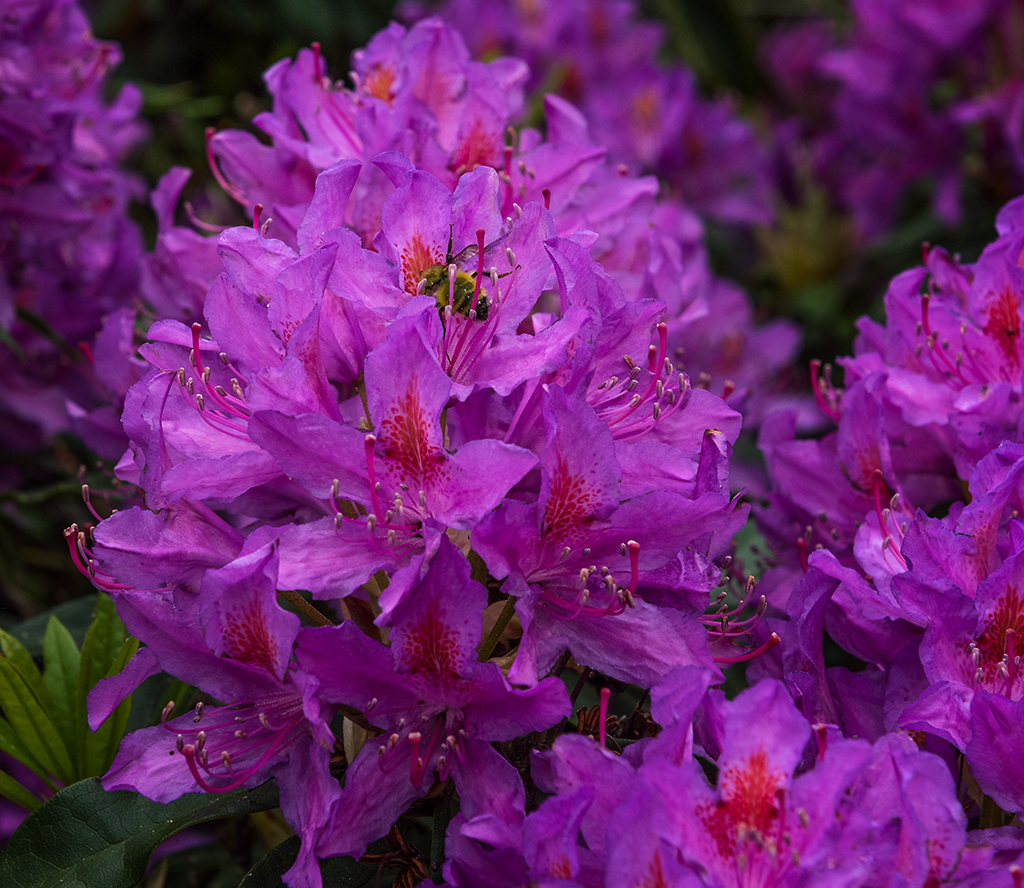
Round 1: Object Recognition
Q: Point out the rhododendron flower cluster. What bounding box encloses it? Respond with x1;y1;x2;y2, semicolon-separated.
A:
141;14;801;430
399;0;774;228
64;17;775;884
753;192;1024;873
0;0;146;451
1;2;1024;887
764;0;1024;240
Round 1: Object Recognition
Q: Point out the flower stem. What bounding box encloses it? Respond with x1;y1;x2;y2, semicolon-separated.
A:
277;589;334;626
477;596;517;660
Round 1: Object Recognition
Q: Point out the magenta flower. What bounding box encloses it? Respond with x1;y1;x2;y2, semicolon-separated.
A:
248;308;538;598
295;536;570;859
474;384;736;686
0;0;145;446
91;542;341;888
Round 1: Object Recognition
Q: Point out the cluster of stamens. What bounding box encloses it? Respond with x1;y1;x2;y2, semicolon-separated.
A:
539;539;641;619
913;257;1014;388
376;713;466;788
590;323;691;441
701;574;779;665
326;461;424;555
173;324;252;441
162;696;306;794
497;136;553;213
967;609;1022;699
64;521;135;593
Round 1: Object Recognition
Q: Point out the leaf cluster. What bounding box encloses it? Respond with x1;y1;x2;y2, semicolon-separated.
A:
0;595;138;812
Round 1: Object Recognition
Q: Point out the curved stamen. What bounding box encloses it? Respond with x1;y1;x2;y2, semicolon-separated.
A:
183;201;228;233
181;711;303;793
713;632;782;665
205;128;248;205
809;359;841;422
65;525;133;591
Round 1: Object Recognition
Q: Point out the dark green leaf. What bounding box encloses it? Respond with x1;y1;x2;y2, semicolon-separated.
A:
0;777;281;888
239;835;378;888
0;657;74;786
5;598;97;659
41;617;80;740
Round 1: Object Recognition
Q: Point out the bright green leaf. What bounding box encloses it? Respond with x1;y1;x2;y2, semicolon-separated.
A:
0;770;42;813
75;594;127;774
84;636;139;778
0;658;74;787
0;628;52;712
42;617;80;740
0;777;281;888
0;715;57;792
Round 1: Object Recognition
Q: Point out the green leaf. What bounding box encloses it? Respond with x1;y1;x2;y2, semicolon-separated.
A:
84;636;139;777
0;715;57;792
239;835;378;888
0;777;281;888
42;617;80;740
0;658;75;786
0;770;42;813
75;595;127;774
0;628;52;711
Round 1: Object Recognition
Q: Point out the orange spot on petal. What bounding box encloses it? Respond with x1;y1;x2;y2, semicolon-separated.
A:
638;850;670;888
363;64;396;103
548;855;573;880
449;118;500;174
543;456;600;542
697;748;786;860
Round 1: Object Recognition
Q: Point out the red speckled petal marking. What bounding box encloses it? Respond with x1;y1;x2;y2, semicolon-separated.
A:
636;851;670;888
402;600;460;680
449;118;500;174
547;855;572;880
543;455;600;543
378;377;446;487
984;285;1022;371
697;748;785;860
401;232;443;295
975;585;1024;688
222;603;277;671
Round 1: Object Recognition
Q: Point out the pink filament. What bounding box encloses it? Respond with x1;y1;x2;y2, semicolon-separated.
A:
713;632;782;665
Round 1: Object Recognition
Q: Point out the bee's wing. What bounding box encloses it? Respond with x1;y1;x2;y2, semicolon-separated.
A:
451;243;479;269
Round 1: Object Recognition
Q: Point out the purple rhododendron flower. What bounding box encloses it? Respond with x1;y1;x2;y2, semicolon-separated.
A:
35;6;1024;886
92;543;341;888
296;536;569;859
400;0;774;227
0;0;145;448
